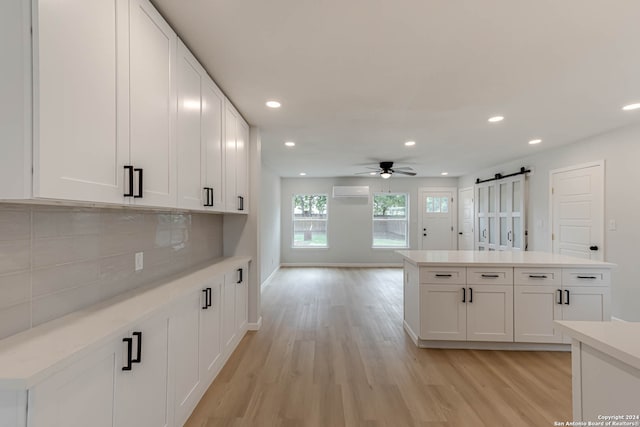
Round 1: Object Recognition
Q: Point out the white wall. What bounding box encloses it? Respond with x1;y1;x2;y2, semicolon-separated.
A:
260;164;281;284
460;122;640;321
281;176;458;265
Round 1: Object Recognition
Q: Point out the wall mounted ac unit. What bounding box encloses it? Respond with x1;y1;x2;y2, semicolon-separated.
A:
332;186;370;198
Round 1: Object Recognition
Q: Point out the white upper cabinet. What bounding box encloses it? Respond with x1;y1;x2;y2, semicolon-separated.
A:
32;0;128;204
176;40;225;211
128;0;177;208
224;102;249;213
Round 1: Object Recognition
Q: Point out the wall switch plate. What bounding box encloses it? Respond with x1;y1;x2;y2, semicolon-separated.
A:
135;252;144;271
608;219;617;231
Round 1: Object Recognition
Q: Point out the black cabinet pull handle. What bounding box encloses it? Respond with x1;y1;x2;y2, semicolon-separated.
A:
203;188;210;207
134;168;143;198
132;331;142;363
564;290;570;305
237;268;243;284
577;275;597;279
462;287;466;303
469;287;473;303
202;289;209;309
238;196;244;211
481;274;500;278
209;188;214;207
529;275;548;279
207;287;212;308
589;245;598;251
124;166;134;197
122;337;133;371
507;230;512;242
557;289;563;304
435;274;452;277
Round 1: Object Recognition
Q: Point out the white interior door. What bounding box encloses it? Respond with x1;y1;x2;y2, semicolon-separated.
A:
458;187;474;250
551;162;604;260
419;189;455;250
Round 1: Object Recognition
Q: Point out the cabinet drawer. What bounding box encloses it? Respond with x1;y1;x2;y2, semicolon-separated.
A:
420;267;466;285
467;268;513;285
514;268;561;286
562;269;610;286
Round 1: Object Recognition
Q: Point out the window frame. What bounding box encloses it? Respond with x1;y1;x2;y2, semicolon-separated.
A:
291;193;329;249
372;192;410;249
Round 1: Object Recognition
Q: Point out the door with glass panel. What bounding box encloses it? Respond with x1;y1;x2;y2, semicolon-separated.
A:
419;190;455;250
475;182;496;251
498;176;525;251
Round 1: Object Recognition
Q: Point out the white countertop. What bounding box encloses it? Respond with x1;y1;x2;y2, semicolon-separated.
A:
0;256;250;390
396;250;615;268
555;320;640;371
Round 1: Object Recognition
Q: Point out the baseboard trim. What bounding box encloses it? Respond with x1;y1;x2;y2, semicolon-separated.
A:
280;262;403;268
403;320;419;346
247;316;263;331
417;340;570;352
261;266;280;289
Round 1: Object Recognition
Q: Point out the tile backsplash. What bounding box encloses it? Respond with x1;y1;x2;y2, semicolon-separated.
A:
0;204;223;339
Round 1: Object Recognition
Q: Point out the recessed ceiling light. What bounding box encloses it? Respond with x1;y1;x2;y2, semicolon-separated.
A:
299;172;306;176
488;116;504;123
266;100;281;108
404;141;416;146
441;172;449;176
622;103;640;111
529;139;542;145
284;141;295;147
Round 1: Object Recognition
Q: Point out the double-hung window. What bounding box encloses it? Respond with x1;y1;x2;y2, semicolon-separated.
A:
292;194;328;248
372;193;409;248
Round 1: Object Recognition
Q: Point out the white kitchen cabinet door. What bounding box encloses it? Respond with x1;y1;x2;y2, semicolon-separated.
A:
222;269;237;355
200;277;223;383
419;285;466;341
466;285;514;342
224;103;239;212
235;119;249;213
176;40;206;211
27;340;120;427
170;290;203;427
561;286;610;343
235;265;248;334
34;0;128;204
129;0;177;208
115;312;170;427
514;285;563;343
202;77;225;211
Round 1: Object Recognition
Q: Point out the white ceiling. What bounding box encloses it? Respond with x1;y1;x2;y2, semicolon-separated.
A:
153;0;640;178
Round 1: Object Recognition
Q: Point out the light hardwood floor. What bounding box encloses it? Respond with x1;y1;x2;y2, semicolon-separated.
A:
185;267;572;426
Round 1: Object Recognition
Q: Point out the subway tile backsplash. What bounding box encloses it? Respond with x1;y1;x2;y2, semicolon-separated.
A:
0;204;223;339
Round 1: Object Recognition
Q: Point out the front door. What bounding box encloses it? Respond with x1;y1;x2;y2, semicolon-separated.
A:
551;162;604;260
419;189;455;250
458;187;474;250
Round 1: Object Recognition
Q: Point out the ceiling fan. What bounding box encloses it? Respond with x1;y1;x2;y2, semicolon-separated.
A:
356;161;417;179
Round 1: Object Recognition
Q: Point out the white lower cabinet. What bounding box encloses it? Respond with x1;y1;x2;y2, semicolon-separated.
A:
466;285;513;342
514;285;563;343
560;286;610;343
420;285;466;340
222;264;248;355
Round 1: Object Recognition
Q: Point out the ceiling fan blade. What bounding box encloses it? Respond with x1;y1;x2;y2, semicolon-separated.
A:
394;170;417;176
364;166;381;170
393;167;415;171
355;171;379;175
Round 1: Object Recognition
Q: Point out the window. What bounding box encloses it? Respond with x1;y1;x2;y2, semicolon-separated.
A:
372;193;408;248
425;196;449;213
292;194;328;248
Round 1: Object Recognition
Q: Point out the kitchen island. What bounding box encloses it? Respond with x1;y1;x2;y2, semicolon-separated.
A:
397;250;615;350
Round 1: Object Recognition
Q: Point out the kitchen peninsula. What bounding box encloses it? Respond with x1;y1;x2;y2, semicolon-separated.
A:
397;250;615;350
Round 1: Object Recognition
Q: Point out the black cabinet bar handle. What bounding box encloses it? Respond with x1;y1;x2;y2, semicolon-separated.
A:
237;268;243;284
435;274;452;277
577;276;597;279
564;290;570;305
124;166;134;197
557;289;563;304
122;337;133;371
529;275;548;279
469;287;473;303
134;168;143;198
202;289;209;309
209;188;214;207
203;188;210;207
462;287;466;303
238;196;244;211
207;287;212;308
481;274;500;278
132;331;142;363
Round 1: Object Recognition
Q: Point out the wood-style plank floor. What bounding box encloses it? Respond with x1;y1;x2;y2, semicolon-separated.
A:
185;267;572;427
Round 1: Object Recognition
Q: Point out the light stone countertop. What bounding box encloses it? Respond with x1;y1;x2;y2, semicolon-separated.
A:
0;256;250;390
555;320;640;371
396;250;616;268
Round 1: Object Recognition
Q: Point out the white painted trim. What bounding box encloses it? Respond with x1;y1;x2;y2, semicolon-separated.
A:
417;340;571;352
403;320;419;346
549;160;605;258
261;265;280;289
280;263;403;268
247;316;262;331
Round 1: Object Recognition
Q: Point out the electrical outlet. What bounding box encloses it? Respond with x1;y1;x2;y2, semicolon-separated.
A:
135;252;144;271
